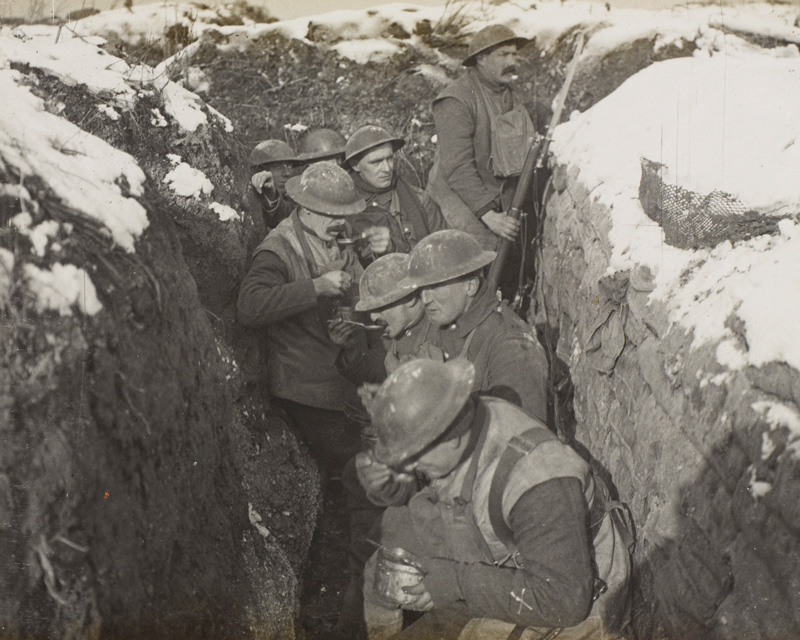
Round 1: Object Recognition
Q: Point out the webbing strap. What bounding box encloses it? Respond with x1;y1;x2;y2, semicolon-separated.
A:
488;427;557;554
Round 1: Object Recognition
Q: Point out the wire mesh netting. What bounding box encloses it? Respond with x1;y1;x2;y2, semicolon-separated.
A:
638;158;785;250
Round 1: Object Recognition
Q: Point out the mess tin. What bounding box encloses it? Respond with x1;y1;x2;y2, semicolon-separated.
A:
373;547;425;606
334;306;384;330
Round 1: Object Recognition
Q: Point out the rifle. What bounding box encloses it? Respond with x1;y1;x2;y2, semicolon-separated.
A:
487;33;585;294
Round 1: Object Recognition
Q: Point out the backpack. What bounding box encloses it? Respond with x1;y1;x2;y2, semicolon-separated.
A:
486;428;635;637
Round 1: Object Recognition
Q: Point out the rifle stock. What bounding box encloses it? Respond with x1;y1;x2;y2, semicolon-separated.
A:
487;33;585;294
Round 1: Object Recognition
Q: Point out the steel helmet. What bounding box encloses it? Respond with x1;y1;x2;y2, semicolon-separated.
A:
248;139;297;168
284;162;366;217
371;359;475;467
463;24;528;66
297;128;347;162
355;253;414;312
399;230;497;290
345;125;405;165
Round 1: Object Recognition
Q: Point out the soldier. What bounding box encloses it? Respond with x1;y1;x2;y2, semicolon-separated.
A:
427;25;538;299
237;162;390;475
246;138;299;229
399;229;548;422
346;125;448;254
296;127;347;168
329;253;434;387
358;359;633;640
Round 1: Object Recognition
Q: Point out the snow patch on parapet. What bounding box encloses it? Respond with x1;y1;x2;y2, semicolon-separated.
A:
552;52;800;372
24;262;103;316
77;1;800;81
0;64;148;253
164;156;214;198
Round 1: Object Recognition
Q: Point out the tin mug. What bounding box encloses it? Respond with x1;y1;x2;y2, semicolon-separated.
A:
373;547;425;606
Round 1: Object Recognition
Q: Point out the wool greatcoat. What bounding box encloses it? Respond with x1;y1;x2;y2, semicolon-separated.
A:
427;68;529;250
425;281;549;422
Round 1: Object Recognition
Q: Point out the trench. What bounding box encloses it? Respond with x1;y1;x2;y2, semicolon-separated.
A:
5;13;800;639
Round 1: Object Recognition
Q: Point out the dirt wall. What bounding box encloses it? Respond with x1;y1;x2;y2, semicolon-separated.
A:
1;54;319;639
535;165;800;639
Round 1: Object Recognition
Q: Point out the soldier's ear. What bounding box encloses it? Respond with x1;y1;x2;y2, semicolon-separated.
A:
466;276;481;297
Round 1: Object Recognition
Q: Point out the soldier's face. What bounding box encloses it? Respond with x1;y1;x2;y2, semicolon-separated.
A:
266;161;295;195
476;44;519;86
420;277;473;326
370;295;423;339
353;143;395;189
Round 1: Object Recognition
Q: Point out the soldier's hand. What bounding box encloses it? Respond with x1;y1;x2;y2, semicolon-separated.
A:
327;317;359;346
251;171;277;197
313;270;352;298
363;226;391;255
402;580;434;612
355;451;415;491
481;210;520;242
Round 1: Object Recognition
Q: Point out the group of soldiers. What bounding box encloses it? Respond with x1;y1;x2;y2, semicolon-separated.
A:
238;24;633;640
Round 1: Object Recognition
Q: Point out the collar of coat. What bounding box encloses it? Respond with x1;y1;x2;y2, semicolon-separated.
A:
447;281;499;339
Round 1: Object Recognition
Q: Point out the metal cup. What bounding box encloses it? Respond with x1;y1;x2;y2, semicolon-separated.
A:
373;547;424;606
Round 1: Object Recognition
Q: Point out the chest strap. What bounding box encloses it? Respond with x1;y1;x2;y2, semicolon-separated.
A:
488;427;557;555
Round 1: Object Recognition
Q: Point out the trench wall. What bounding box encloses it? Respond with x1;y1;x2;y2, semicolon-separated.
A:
535;165;800;639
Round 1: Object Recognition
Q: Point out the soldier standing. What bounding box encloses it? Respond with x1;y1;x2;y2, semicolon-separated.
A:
346;125;448;254
237;162;389;474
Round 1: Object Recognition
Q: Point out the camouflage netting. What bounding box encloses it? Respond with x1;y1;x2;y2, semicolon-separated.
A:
638;157;785;250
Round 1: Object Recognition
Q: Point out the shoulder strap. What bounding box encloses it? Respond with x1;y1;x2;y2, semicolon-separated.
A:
291;210;322;279
488;427;557;554
457;401;490;503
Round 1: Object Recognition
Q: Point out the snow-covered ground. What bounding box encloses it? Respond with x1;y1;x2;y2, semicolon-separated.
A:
76;0;800;64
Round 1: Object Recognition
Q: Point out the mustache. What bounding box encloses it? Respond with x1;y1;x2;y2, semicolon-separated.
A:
502;65;517;75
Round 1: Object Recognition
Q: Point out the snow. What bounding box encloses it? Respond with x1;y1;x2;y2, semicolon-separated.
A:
332;38;403;64
747;465;772;500
2;25;137;108
128;63;210;132
23;262;103;316
163;159;214;198
0;248;13;306
552;52;800;372
0;62;148;253
753;399;800;459
10;214;61;257
97;103;121;120
210;202;240;221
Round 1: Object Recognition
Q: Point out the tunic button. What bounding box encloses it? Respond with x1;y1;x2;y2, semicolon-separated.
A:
444;352;450;359
450;323;456;330
404;227;410;233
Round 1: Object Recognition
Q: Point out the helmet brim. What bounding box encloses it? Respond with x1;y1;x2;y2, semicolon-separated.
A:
399;250;497;290
295;149;346;163
285;175;366;216
462;36;528;66
345;137;405;165
355;284;414;312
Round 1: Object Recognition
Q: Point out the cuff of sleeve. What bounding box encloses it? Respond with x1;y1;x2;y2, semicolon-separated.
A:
421;558;463;606
476;200;499;218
